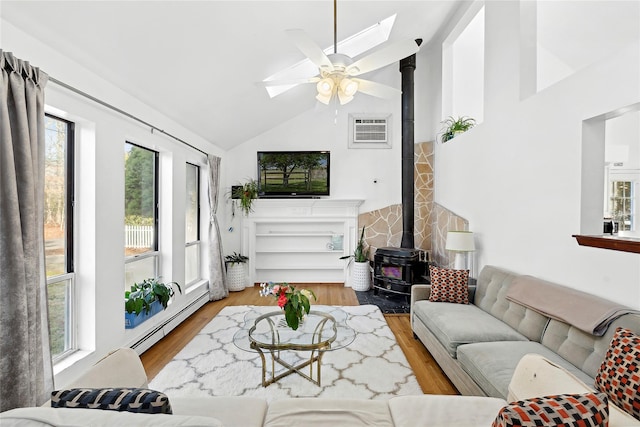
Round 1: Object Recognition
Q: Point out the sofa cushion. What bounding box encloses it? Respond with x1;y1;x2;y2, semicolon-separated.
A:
171;396;267;427
428;266;469;304
51;387;172;414
413;300;529;358
0;407;223;426
541;313;640;379
457;341;594;399
473;266;549;342
389;395;507;427
263;398;393;427
594;327;640;421
491;393;609;427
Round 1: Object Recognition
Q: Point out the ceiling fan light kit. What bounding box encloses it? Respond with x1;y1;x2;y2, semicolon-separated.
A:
266;0;420;106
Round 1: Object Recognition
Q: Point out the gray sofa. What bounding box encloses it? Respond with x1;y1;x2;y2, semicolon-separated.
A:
411;264;640;399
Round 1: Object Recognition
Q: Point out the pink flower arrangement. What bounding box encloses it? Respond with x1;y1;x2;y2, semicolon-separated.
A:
260;282;317;330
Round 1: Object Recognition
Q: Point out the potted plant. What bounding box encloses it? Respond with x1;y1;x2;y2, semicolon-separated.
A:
125;278;181;329
340;226;371;291
231;179;258;216
225;252;249;291
439;116;476;143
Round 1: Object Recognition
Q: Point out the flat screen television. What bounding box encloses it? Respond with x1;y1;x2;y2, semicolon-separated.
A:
257;151;330;198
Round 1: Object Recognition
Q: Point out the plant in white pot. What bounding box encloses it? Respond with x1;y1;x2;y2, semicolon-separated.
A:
340;226;371;292
225;252;249;291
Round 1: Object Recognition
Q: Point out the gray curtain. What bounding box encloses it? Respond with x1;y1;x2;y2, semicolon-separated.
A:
0;51;54;411
207;154;228;300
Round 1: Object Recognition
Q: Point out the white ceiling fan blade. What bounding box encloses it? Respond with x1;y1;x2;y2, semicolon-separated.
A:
261;77;319;87
346;39;420;76
352;78;401;99
286;29;334;72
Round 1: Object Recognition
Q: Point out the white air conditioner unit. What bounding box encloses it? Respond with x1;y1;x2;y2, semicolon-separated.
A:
348;114;392;148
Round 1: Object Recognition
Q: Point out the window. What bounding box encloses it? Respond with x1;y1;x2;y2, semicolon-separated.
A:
124;142;159;290
44;114;75;360
185;163;201;286
442;4;484;124
610;181;634;232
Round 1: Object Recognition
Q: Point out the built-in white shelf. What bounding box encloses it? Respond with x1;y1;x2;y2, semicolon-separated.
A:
241;199;363;285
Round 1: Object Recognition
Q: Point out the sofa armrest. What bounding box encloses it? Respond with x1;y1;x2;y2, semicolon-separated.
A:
411;284;431;304
65;348;149;389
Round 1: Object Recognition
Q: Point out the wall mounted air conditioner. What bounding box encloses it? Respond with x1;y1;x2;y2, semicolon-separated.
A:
348;114;392;148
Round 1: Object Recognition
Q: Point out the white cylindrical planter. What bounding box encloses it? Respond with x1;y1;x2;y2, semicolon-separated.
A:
351;261;371;292
226;263;246;292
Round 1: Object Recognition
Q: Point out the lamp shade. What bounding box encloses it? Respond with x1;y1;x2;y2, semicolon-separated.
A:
445;231;475;252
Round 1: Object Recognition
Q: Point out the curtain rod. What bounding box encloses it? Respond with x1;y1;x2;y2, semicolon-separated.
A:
49;76;208;156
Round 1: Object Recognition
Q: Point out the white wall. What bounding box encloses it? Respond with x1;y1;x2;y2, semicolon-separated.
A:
222;66;405;255
431;2;640;306
2;19;226;387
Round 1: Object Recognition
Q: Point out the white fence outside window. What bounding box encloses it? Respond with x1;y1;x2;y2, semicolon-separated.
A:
125;225;154;248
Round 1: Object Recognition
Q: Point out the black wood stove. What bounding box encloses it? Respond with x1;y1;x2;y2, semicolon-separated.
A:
373;247;428;296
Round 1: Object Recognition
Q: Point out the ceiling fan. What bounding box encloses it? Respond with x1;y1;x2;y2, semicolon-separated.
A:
264;0;421;105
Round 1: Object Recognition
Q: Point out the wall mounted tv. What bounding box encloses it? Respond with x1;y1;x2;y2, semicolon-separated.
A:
257;151;330;198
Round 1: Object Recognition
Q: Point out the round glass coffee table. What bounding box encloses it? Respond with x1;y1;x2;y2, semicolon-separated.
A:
233;305;356;387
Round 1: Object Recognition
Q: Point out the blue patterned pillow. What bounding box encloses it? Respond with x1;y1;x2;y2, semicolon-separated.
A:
51;388;172;414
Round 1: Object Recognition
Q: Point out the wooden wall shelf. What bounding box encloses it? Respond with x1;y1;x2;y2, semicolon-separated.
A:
572;235;640;254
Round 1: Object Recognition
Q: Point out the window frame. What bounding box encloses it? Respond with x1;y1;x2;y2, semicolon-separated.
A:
44;113;76;361
124;142;160;289
185;162;201;287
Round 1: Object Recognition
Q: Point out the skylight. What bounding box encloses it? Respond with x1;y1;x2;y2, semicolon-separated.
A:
264;14;396;98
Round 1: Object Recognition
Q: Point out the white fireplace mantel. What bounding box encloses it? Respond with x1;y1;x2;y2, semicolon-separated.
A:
241;199;364;285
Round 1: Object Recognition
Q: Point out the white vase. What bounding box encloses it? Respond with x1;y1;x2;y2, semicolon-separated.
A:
351;261;371;292
226;263;246;292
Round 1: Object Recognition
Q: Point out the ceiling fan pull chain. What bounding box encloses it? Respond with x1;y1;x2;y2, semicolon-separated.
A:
333;0;338;54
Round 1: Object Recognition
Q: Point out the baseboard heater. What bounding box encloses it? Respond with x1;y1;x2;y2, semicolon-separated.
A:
129;292;209;354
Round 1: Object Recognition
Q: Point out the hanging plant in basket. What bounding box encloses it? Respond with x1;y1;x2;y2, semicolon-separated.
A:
231;179;258;216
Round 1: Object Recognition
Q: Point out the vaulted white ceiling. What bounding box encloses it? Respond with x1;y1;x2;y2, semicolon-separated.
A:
1;1;463;150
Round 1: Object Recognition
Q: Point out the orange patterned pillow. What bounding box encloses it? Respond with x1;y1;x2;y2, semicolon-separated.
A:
595;327;640;420
428;266;469;304
492;393;608;427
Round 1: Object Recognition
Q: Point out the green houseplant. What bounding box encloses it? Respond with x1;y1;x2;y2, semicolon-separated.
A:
340;225;370;264
125;277;181;316
225;252;249;265
340;226;371;291
232;179;258;216
440;116;476;143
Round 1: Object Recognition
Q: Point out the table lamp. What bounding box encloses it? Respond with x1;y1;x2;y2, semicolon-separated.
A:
445;231;475;270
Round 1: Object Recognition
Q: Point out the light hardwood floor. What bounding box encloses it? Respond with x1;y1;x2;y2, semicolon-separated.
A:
140;283;458;395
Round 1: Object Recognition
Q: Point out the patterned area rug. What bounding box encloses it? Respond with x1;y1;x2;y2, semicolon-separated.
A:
149;305;422;401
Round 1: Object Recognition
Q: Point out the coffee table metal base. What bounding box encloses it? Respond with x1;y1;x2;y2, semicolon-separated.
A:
253;344;327;387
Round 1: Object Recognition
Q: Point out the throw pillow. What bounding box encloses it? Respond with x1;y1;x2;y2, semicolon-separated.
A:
492;393;609;427
594;326;640;420
51;388;172;414
428;265;469;304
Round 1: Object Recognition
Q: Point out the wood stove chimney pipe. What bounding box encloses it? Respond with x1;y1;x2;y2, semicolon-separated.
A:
399;39;422;249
